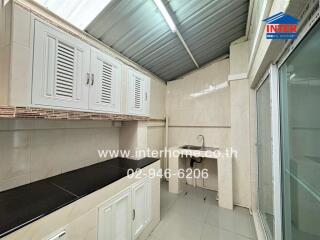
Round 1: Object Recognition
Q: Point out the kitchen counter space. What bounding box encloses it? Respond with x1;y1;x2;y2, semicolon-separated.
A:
0;157;159;238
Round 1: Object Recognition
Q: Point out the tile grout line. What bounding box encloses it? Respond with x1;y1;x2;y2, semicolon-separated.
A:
49;182;79;198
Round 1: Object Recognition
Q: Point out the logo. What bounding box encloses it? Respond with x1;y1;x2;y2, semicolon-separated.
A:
263;12;299;40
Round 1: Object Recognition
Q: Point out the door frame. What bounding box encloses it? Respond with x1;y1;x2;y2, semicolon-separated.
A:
278;3;320;69
255;65;282;240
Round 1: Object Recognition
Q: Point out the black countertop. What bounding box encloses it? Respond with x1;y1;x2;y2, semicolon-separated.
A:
0;157;159;238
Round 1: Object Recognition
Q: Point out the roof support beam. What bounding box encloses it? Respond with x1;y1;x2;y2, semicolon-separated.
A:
175;29;199;68
154;0;199;68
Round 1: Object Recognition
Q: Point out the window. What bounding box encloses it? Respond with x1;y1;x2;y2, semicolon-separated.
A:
34;0;111;30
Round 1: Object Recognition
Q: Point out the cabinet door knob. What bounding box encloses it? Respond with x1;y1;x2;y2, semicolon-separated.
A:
91;73;95;86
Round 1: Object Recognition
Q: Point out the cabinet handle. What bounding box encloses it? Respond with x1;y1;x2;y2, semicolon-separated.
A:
91;73;95;86
145;92;148;101
48;231;66;240
86;73;90;85
133;209;135;221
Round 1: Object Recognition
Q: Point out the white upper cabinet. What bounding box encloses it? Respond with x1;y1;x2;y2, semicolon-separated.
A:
89;49;121;113
31;18;150;116
127;68;150;116
32;20;90;110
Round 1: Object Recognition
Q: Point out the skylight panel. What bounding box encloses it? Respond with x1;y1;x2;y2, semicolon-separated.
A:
34;0;111;30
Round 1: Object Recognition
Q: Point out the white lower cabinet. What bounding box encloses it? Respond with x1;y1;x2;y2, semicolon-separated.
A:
98;178;151;240
132;179;151;239
98;189;132;240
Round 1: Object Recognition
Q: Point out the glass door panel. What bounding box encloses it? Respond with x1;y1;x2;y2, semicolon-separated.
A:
279;20;320;240
257;76;275;239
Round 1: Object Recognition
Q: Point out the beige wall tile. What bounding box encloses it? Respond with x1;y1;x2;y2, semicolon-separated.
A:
5;119;36;130
0;118;120;189
0;131;29;148
230;80;251;208
167;59;230;127
147;125;165;167
168;127;230;149
149;78;166;120
230;41;249;76
1;147;30;180
0;120;120;188
166;59;231;194
0;174;30;192
30;129;66;181
0;131;30;191
28;127;120;181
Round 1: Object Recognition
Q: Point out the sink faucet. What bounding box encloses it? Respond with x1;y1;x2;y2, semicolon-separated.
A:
197;135;205;149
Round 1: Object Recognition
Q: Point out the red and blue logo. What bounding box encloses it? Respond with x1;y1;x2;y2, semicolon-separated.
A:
263;12;299;40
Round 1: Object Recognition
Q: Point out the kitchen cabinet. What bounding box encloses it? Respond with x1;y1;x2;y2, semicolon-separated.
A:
89;48;121;113
127;68;150;116
132;178;151;239
98;178;151;240
3;6;153;117
32;20;122;114
98;189;132;240
32;20;90;110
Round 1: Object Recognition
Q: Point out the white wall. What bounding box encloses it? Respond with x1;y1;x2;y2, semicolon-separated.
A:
229;40;251;208
166;59;231;192
0;119;120;191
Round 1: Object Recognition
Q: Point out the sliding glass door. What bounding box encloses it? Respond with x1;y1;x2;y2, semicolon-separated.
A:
257;74;274;239
257;65;282;240
279;20;320;240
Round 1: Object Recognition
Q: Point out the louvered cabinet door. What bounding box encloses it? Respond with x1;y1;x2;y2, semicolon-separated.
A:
32;20;90;110
127;68;150;116
89;49;121;113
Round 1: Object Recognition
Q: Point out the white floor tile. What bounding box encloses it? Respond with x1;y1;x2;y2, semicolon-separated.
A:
147;182;257;240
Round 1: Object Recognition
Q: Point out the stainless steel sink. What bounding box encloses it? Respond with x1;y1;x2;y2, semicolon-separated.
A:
180;145;202;150
180;145;218;151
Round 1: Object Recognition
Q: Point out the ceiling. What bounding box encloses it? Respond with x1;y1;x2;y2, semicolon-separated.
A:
36;0;250;81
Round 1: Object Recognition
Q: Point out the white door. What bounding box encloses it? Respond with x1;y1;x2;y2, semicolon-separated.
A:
89;48;121;113
32;20;90;110
98;189;132;240
127;68;150;116
132;178;151;239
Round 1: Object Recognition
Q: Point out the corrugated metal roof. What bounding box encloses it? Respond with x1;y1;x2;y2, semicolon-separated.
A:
86;0;249;81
